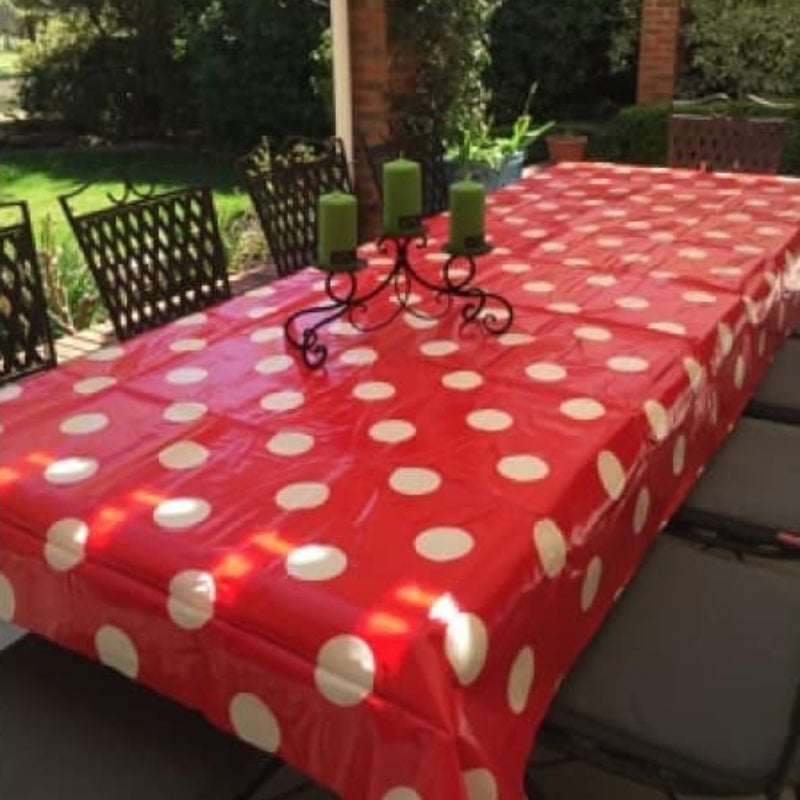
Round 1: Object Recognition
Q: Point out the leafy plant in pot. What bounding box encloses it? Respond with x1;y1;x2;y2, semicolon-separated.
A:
447;83;554;191
545;125;589;162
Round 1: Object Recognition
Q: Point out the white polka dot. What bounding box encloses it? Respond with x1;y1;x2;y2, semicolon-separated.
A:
95;625;138;679
734;354;746;389
174;312;208;327
415;527;474;561
717;323;734;357
444;612;488;686
501;262;531;274
597;236;624;249
250;326;283;344
329;321;361;336
581;557;603;611
340;347;378;366
255;355;293;375
403;313;438;330
44;457;98;485
648;321;686;336
633;487;650;534
87;345;125;361
650;270;676;281
678;247;708;261
420;340;459;357
389;467;441;496
166;367;208;386
507;648;535;716
533;519;567;578
260;391;304;411
672;434;687;475
650;231;675;243
74;376;116;395
267;432;314;457
586;274;618;288
522;228;548;239
625;220;651;231
163;402;207;422
229;693;281;752
757;225;781;237
44;518;89;571
615;296;650;310
170;337;207;353
547;302;582;315
275;482;330;510
683;357;705;392
743;296;761;325
369;419;416;443
497;454;550;482
597;451;626;500
59;413;109;435
153;497;211;529
560;397;606;420
644;399;670;441
0;384;22;403
466;409;513;432
381;789;420;800
245;285;276;298
158;441;209;470
525;362;566;382
574;325;612;342
498;332;535;346
167;570;216;629
442;371;483;391
683;290;717;305
353;381;395;401
315;635;375;706
0;573;14;621
607;355;649;373
523;280;555;293
287;545;347;580
564;257;591;268
246;305;275;320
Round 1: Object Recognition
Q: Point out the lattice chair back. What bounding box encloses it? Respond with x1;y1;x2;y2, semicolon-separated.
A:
0;201;56;385
359;132;448;219
60;185;231;341
240;137;353;277
668;115;787;174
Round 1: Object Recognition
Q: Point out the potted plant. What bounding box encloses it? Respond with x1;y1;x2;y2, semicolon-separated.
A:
447;83;554;191
545;125;589;163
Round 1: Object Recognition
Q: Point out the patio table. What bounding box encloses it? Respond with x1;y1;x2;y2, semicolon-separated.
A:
1;162;799;800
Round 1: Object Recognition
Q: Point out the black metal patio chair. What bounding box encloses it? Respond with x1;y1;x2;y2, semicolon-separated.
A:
529;535;800;800
60;183;230;341
0;632;283;800
0;201;57;385
239;137;353;278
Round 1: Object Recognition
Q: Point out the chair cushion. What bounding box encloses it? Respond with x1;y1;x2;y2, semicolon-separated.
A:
0;636;277;800
544;536;800;787
684;417;800;534
749;337;800;422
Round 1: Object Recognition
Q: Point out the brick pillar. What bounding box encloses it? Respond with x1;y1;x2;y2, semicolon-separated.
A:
350;0;390;238
636;0;681;104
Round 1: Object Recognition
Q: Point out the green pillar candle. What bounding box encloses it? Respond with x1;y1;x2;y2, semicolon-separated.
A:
382;158;422;235
448;179;486;253
317;192;358;271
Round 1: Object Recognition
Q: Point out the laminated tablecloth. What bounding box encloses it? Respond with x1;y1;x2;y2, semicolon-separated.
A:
1;163;799;800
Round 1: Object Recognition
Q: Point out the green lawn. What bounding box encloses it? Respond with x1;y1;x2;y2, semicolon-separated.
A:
0;49;21;76
0;149;252;244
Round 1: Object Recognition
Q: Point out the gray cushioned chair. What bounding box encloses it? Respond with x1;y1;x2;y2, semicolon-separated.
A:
532;536;800;800
674;417;800;557
746;337;800;425
0;634;282;800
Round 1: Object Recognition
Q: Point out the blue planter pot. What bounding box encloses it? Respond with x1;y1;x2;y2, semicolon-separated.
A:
444;151;525;192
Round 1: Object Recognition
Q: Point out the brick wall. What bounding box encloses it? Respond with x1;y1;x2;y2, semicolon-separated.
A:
637;0;681;104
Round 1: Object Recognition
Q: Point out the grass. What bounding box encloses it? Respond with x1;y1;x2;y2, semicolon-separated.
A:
0;49;21;76
0;148;251;243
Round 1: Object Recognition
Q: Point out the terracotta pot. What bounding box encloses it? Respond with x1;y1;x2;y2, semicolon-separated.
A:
546;134;588;163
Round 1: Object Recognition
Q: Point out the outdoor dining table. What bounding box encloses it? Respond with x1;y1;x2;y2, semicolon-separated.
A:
1;162;799;800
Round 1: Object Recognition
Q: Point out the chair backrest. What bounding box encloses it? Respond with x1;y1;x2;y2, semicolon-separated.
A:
240;137;353;278
0;201;56;385
60;185;230;341
667;114;787;174
359;132;448;219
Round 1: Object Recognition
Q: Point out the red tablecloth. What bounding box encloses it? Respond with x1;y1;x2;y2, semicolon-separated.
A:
2;163;799;800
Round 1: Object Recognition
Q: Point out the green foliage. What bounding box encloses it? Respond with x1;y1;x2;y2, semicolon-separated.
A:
603;101;800;175
681;0;800;99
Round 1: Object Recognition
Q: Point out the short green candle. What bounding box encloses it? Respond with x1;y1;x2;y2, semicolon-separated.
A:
448;179;486;254
317;192;358;271
382;158;422;235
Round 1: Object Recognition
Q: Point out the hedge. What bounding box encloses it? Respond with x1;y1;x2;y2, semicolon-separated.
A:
595;101;800;176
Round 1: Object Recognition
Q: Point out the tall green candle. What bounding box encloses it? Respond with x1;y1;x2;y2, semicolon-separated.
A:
448;179;486;253
317;192;358;271
382;158;422;235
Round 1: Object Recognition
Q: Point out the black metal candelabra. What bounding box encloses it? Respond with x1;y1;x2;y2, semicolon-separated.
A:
284;229;514;369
